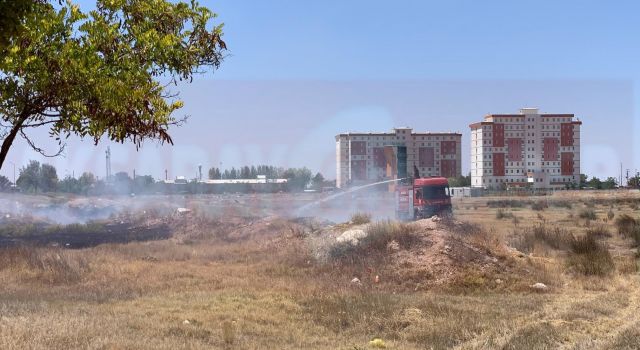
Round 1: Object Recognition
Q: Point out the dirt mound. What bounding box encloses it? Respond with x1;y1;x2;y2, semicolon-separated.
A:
308;217;526;291
390;218;513;290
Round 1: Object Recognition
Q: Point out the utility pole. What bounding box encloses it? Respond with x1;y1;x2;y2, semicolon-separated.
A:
198;164;202;181
8;161;15;186
620;163;623;187
105;146;112;182
626;169;630;188
165;169;168;181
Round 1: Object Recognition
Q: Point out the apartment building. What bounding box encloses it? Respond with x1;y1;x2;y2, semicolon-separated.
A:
336;128;462;188
470;108;581;189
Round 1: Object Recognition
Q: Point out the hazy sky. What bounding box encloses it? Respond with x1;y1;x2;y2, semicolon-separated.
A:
3;1;640;181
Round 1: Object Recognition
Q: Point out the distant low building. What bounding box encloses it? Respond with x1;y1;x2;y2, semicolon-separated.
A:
470;108;581;190
159;176;288;194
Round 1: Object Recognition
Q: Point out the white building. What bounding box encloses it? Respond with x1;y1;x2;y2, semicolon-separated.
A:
336;127;462;188
470;108;581;190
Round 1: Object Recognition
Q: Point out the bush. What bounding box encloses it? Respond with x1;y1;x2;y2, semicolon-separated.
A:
513;225;573;253
551;200;572;209
487;200;530;208
614;214;640;247
615;214;638;236
496;209;514;220
567;234;614;276
586;224;611;238
350;212;371;225
607;209;615;221
531;201;548;211
578;208;597;220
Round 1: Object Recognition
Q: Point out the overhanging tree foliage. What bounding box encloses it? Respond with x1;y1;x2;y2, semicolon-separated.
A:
0;0;226;170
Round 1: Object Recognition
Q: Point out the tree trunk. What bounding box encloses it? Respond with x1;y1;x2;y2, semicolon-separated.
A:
0;115;28;171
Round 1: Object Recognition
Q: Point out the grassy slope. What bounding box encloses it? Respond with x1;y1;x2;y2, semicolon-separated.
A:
0;192;639;349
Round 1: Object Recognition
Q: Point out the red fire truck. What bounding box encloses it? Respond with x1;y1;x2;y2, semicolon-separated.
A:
395;177;452;220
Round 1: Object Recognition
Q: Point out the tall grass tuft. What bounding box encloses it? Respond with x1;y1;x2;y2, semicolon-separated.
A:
513;225;573;253
567;234;614;276
496;209;514;220
222;320;235;345
0;247;89;284
578;208;597;220
615;214;640;246
350;212;372;225
531;201;548;211
586;223;611;238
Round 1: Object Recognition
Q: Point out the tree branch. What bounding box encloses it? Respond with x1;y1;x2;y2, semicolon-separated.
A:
0;114;28;169
22;119;59;128
20;129;65;158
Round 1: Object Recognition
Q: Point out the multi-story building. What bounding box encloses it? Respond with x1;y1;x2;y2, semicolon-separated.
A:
336;128;462;188
470;108;581;190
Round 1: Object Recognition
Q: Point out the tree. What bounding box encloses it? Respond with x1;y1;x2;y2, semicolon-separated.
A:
448;174;471;187
39;163;58;192
15;160;56;192
587;177;602;189
0;175;10;191
78;171;95;193
311;172;325;189
0;0;226;170
628;175;640;189
208;167;221;179
58;175;81;193
579;174;588;188
240;166;250;179
0;0;45;53
16;160;41;192
602;177;618;190
133;174;154;193
283;167;312;192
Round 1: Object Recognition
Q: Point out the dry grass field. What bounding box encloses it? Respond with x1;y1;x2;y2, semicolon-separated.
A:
0;190;639;349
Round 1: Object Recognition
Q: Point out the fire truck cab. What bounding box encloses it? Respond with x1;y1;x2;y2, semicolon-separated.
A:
395;177;452;221
412;177;452;219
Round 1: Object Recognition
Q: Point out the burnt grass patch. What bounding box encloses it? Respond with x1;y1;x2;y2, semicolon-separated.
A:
0;221;171;248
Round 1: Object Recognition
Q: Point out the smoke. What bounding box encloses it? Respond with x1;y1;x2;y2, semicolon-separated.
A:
0;195;178;225
292;180;403;223
0;185;399;234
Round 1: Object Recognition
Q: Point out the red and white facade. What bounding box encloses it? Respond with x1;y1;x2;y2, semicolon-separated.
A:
336;128;462;188
470;108;581;190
